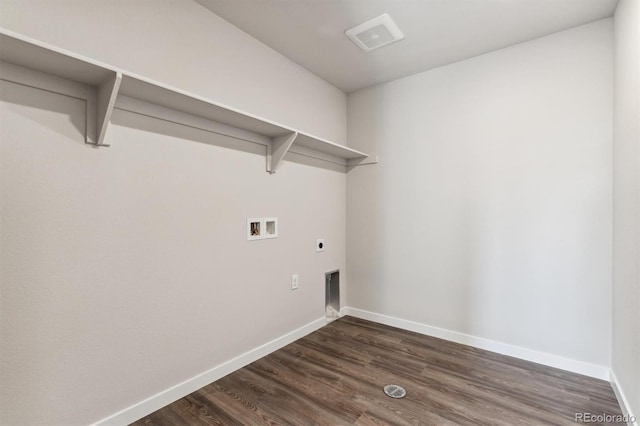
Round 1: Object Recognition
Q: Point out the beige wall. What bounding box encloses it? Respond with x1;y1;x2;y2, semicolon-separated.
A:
347;19;613;367
0;82;346;425
613;0;640;418
0;1;347;424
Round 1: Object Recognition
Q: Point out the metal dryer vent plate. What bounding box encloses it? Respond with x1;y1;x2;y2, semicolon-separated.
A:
383;384;407;399
345;14;405;52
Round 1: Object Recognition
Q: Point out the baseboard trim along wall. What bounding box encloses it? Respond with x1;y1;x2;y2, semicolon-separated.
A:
610;370;639;426
94;308;617;425
342;307;610;381
92;316;327;426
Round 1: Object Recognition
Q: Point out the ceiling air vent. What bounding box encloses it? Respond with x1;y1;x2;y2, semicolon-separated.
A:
345;14;405;52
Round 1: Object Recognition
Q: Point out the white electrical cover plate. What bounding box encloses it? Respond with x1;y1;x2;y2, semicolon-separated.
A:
247;217;278;240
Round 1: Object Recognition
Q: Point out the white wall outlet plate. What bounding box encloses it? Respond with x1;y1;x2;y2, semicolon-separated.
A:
291;274;299;290
247;217;278;240
316;239;325;252
263;217;278;239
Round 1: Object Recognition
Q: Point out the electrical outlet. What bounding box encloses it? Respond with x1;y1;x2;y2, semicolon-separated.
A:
291;274;299;290
316;239;325;252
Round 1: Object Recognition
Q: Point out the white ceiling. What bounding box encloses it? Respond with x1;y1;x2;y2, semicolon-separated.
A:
195;0;618;93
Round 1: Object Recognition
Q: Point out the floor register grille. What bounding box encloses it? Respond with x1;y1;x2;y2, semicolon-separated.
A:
383;384;407;399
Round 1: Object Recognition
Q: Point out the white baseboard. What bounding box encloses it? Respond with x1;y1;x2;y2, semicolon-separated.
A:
343;307;610;381
610;370;639;426
94;309;617;425
92;316;326;426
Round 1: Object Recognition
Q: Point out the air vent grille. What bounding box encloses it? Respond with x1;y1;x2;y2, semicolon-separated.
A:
345;14;405;52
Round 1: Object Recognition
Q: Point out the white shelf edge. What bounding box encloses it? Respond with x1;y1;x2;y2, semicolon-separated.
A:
297;131;369;158
0;27;124;80
348;155;379;166
0;27;372;169
114;95;272;147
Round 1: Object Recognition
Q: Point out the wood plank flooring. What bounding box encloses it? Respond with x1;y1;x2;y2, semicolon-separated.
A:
131;316;622;425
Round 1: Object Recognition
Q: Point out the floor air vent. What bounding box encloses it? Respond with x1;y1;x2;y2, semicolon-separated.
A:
383;384;407;399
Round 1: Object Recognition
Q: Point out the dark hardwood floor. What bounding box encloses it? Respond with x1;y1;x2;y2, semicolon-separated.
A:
131;316;622;425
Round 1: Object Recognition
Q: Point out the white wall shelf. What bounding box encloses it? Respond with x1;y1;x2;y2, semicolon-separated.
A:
0;29;375;171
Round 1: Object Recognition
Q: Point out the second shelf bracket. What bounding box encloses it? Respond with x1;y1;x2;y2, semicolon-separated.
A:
87;71;122;147
267;131;298;174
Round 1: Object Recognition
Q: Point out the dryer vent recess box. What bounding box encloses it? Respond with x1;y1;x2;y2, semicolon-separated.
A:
247;218;278;241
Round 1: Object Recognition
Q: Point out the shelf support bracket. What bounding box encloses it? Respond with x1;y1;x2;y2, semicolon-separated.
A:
267;131;298;174
87;71;122;147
